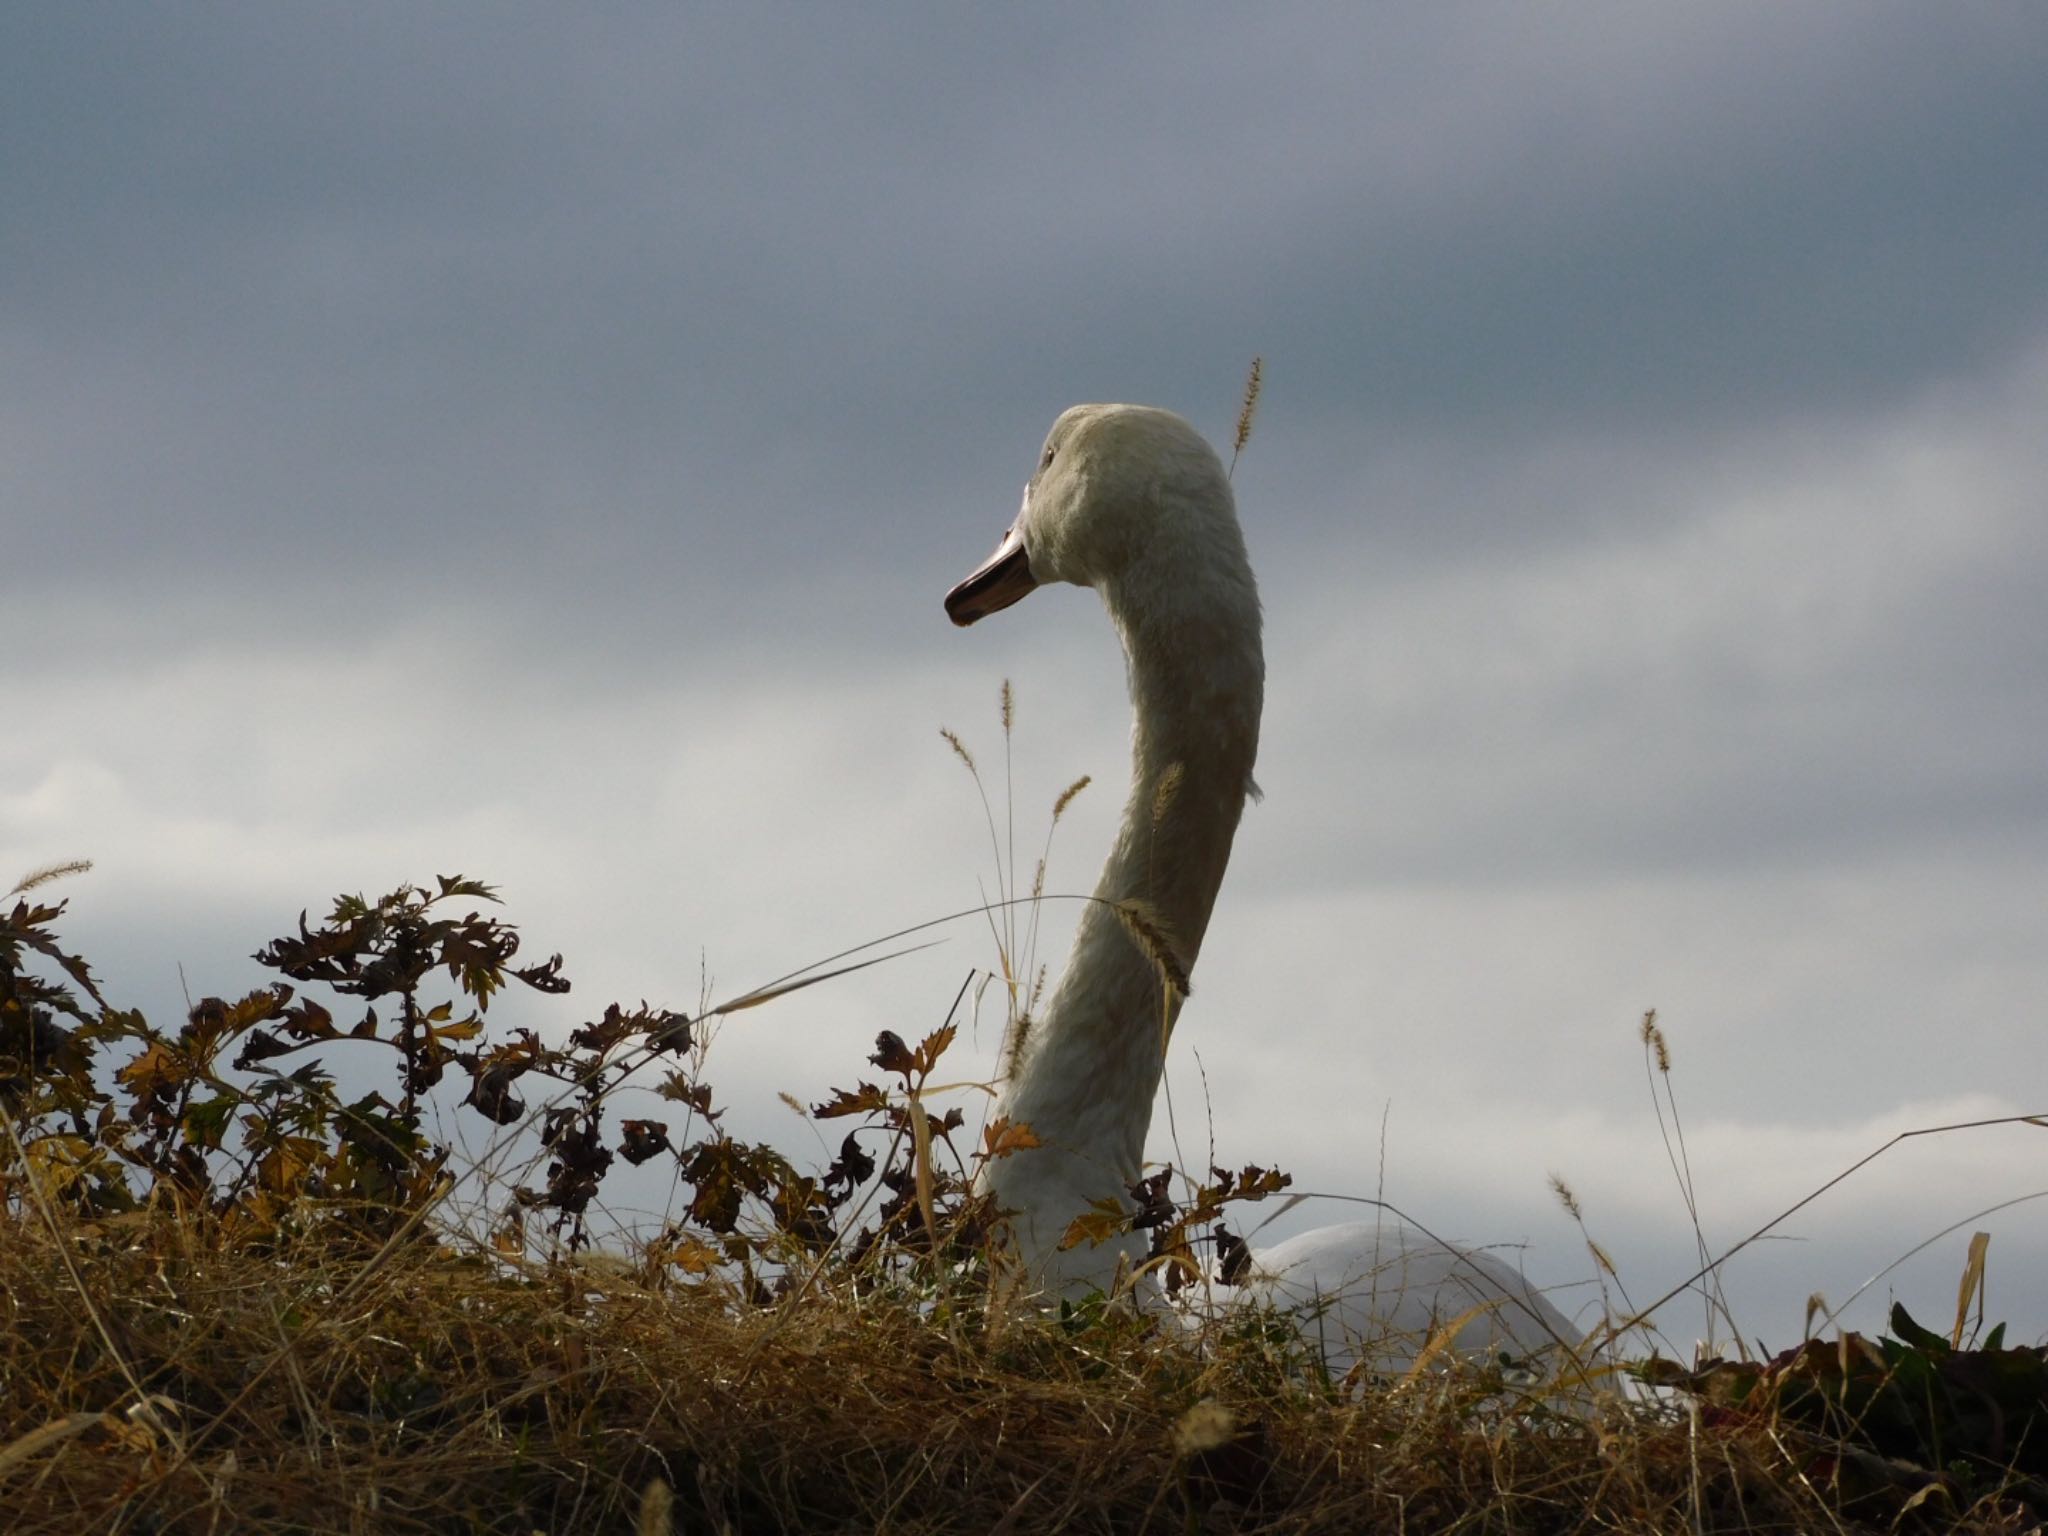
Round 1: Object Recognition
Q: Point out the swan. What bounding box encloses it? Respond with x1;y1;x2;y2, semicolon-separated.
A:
945;403;1578;1371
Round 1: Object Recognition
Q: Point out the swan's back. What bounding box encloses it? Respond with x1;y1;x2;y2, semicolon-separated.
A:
1221;1222;1579;1377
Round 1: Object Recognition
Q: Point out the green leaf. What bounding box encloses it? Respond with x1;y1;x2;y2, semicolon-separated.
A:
1890;1302;1952;1355
182;1093;242;1151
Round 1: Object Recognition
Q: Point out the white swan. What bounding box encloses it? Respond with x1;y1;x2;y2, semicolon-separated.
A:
945;403;1577;1371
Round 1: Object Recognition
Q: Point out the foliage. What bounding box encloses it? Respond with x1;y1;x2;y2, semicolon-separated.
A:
1;879;854;1269
1649;1303;2048;1515
3;870;1288;1290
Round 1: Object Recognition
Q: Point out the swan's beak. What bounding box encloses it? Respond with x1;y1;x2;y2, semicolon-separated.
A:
945;524;1036;627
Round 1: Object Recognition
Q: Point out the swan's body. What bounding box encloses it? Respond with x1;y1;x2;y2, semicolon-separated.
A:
945;403;1577;1369
1208;1222;1573;1373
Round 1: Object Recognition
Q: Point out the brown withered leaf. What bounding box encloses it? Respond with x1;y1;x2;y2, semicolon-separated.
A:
1156;1230;1202;1296
5;896;111;1013
1227;1164;1292;1200
1214;1222;1254;1286
1127;1168;1176;1231
618;1119;671;1165
233;1029;297;1069
868;1031;914;1075
181;988;293;1062
812;1082;890;1120
464;1062;526;1125
910;1023;956;1076
980;1116;1041;1161
256;1135;324;1200
662;1234;724;1274
823;1132;876;1203
513;952;570;994
278;994;337;1041
657;1073;719;1120
1060;1197;1129;1253
647;1011;694;1054
570;1002;639;1056
538;1115;612;1216
683;1143;745;1233
115;1042;187;1105
426;1013;485;1046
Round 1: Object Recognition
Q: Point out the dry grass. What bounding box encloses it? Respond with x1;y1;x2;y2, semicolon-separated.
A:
12;1203;2045;1533
0;1202;1878;1536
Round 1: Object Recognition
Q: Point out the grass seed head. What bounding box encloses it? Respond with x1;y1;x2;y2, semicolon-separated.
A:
1231;356;1262;472
1151;762;1185;832
1052;774;1091;822
1638;1009;1672;1072
1112;897;1190;999
940;727;977;775
1550;1173;1583;1222
8;859;93;897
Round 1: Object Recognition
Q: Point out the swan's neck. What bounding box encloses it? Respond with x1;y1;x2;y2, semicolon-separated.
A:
983;563;1262;1288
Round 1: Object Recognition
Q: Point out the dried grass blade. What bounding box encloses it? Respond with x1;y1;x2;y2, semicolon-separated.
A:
909;1095;939;1250
1951;1229;1990;1347
0;1412;110;1479
706;941;944;1017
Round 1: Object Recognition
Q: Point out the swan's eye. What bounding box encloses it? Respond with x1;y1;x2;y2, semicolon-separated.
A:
1040;444;1056;470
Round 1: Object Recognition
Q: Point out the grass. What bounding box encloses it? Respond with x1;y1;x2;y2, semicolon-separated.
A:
0;1200;1845;1534
9;1192;2043;1533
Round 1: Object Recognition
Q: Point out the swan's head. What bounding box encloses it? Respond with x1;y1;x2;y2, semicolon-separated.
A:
946;403;1242;627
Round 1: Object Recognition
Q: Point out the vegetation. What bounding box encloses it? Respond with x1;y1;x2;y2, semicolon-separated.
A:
5;858;2045;1534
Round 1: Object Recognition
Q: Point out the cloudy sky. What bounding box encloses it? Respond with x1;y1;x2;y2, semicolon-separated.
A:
6;4;2045;1349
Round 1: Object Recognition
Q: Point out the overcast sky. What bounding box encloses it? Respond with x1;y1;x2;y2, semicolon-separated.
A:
5;4;2046;1351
